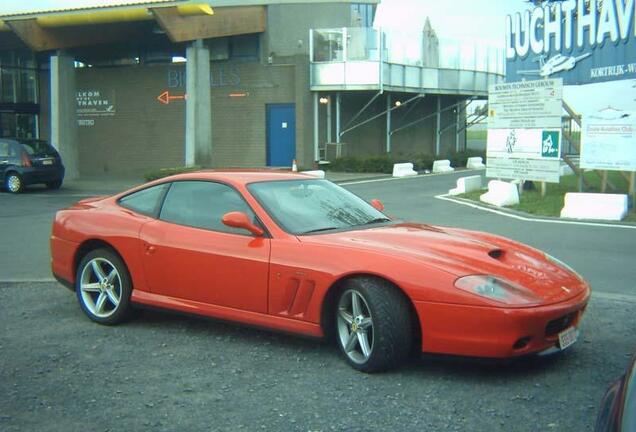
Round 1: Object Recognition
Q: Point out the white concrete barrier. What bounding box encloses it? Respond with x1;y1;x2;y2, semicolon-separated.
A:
301;170;326;178
432;159;454;173
560;162;574;176
560;193;628;221
466;157;486;169
479;180;520;207
449;175;482;195
392;162;417;177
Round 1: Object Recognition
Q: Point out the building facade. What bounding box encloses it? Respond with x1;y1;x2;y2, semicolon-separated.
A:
0;0;504;178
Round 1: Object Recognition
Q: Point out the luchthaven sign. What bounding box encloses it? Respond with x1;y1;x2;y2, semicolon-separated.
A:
506;0;636;84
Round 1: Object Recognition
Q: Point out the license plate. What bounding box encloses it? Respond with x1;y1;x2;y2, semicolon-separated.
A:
42;159;53;165
558;327;578;350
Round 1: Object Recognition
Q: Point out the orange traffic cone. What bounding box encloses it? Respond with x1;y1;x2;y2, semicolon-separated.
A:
292;159;298;172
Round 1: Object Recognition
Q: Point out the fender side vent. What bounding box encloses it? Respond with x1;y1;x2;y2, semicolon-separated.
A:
488;249;504;260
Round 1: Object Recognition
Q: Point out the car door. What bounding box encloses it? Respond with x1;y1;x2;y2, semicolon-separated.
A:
139;180;270;313
0;141;9;179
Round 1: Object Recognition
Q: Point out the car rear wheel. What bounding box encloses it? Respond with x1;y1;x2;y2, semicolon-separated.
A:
335;277;412;372
76;248;133;325
5;172;24;193
46;179;63;190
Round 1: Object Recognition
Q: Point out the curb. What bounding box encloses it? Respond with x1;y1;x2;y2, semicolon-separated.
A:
437;194;636;229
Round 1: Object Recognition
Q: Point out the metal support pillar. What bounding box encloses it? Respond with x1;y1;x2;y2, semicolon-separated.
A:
326;95;332;144
51;51;79;179
335;92;341;144
435;96;441;156
455;102;461;152
313;92;319;161
185;39;212;167
386;93;392;153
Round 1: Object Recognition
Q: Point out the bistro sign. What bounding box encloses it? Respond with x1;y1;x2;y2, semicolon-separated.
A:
506;0;636;84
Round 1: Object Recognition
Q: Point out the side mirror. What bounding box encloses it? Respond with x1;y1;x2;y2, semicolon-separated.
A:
222;211;264;236
370;199;384;212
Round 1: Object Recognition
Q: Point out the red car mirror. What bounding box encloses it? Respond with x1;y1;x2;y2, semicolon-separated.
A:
222;211;264;236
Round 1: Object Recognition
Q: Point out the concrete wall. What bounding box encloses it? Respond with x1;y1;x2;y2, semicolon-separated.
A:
66;59;298;176
265;3;354;58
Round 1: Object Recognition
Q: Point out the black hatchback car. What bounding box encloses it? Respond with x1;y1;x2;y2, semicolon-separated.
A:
0;138;65;193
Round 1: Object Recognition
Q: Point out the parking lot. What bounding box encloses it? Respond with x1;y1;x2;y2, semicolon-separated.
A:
1;172;635;431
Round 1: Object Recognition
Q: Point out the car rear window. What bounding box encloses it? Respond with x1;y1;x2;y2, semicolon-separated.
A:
21;140;57;156
118;183;170;217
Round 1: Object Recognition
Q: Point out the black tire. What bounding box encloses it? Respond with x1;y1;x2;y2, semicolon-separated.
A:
75;248;133;325
5;172;24;193
46;179;63;190
335;277;412;373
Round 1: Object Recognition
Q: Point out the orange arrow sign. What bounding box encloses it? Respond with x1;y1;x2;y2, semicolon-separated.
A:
157;90;187;105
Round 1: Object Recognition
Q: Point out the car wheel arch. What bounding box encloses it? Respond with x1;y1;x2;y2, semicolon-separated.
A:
74;239;129;281
319;274;422;352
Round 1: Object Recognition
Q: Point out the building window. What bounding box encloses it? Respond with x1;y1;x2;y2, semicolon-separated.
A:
229;34;260;61
351;4;375;27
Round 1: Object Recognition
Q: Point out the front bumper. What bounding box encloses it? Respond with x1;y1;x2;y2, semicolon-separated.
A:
414;289;590;358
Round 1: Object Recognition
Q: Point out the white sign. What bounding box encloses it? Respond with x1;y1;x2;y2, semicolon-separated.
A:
488;79;563;129
487;78;563;183
487;129;562;183
581;111;636;171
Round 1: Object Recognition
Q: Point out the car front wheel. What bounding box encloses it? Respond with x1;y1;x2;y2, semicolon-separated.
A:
335;277;413;372
5;172;24;193
76;248;133;325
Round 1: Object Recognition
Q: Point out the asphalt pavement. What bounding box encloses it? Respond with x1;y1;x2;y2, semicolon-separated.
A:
1;170;635;431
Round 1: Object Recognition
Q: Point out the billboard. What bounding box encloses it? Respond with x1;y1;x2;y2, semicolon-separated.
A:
506;0;636;85
487;79;563;183
581;111;636;170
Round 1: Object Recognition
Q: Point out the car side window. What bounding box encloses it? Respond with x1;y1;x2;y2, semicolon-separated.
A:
0;142;8;158
118;183;170;217
159;181;257;235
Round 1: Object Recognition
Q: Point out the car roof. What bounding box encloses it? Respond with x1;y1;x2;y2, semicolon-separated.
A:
159;169;317;186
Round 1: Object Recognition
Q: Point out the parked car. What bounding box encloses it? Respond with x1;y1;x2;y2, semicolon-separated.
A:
596;353;636;432
50;171;590;372
0;138;65;193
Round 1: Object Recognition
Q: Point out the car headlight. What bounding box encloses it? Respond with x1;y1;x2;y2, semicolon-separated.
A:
544;253;579;277
455;275;541;305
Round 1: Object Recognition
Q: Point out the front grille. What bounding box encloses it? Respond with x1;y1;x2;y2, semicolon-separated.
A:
546;312;577;336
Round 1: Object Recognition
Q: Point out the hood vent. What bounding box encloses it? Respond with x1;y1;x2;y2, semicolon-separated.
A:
488;249;504;260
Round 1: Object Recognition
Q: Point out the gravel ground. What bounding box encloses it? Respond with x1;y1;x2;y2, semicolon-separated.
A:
1;282;634;432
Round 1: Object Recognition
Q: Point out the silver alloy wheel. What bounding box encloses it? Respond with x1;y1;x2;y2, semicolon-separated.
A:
337;289;374;364
79;257;122;318
7;174;21;193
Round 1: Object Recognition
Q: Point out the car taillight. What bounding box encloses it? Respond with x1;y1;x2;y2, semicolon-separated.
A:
21;151;32;167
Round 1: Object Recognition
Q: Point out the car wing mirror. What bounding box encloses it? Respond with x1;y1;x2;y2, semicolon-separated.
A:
222;211;264;236
370;199;384;212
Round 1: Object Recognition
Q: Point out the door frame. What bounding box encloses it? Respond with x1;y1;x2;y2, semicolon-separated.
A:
266;103;296;166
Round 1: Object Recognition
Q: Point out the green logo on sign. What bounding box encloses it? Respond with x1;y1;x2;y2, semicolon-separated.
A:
541;131;560;158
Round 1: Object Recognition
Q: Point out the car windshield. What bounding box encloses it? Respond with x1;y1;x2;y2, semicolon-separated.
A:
248;179;390;235
20;140;56;156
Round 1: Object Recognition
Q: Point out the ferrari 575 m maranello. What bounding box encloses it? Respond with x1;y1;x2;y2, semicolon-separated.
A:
51;170;590;372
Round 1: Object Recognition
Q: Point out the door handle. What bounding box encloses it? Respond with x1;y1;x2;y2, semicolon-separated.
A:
145;245;156;255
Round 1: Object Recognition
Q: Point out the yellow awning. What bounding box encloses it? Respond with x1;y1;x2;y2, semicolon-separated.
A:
0;3;212;31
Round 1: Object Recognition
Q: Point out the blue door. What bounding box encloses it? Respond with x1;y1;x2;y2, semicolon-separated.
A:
267;104;295;166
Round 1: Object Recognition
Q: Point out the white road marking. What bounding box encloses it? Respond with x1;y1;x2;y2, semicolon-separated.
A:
435;194;636;230
0;278;57;283
338;169;484;186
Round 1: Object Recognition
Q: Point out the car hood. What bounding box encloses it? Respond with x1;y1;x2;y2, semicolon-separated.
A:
298;223;587;303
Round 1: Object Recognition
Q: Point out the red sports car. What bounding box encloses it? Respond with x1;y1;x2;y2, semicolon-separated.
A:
50;171;590;372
